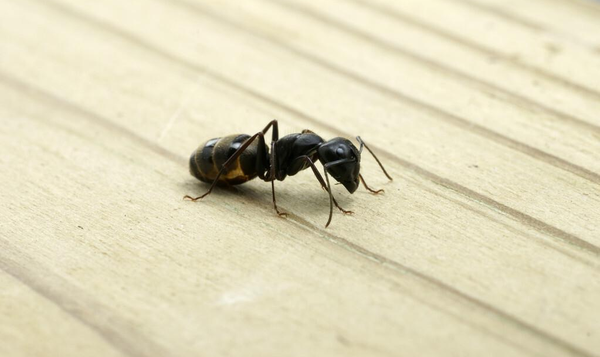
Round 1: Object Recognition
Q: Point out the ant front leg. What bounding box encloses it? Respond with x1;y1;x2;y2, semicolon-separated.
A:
290;156;354;228
294;156;353;214
359;174;384;194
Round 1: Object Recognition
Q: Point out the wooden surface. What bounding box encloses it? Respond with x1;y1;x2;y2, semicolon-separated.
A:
1;0;599;356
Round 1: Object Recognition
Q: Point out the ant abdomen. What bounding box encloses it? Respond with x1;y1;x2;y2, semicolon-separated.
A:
189;134;262;186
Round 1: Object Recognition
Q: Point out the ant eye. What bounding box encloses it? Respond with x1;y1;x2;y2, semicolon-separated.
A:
336;147;345;157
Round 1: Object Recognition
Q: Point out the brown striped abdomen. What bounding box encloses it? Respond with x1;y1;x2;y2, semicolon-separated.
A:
189;134;262;185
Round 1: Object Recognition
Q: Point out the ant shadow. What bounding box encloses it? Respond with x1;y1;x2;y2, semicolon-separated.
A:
179;178;356;219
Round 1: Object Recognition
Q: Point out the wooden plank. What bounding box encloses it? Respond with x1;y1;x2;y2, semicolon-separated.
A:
0;271;125;357
457;0;600;49
1;0;599;356
2;0;596;354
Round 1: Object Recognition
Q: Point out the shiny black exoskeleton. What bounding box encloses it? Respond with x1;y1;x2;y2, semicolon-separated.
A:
185;120;392;227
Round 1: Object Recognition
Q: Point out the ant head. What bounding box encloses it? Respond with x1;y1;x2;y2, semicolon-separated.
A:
317;137;361;193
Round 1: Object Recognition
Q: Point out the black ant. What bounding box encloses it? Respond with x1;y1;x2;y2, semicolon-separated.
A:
184;120;392;227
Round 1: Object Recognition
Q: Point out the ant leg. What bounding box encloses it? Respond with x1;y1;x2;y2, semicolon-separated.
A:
323;158;359;227
291;156;353;214
290;156;354;228
183;194;205;201
312;166;353;214
268;140;288;217
322;167;334;228
356;136;393;181
271;181;288;217
257;120;280;181
185;120;281;201
264;119;280;141
359;174;384;194
256;134;269;181
333;197;354;215
254;120;287;218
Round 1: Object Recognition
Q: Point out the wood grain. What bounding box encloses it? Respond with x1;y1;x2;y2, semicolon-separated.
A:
1;0;599;356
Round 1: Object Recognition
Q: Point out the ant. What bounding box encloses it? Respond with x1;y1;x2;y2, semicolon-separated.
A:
184;120;392;227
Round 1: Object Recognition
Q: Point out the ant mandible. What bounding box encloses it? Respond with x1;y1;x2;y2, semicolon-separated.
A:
184;120;392;227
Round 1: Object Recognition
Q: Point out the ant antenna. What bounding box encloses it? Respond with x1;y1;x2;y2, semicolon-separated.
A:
356;136;393;181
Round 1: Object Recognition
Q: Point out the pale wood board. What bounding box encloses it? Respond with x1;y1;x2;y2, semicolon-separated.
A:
0;0;599;356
